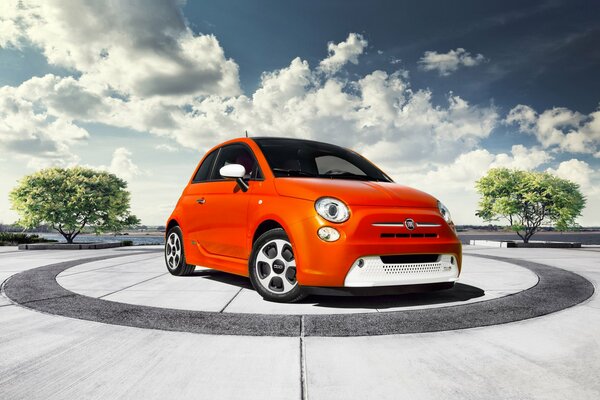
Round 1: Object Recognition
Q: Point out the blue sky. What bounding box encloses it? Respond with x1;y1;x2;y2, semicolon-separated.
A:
1;0;599;225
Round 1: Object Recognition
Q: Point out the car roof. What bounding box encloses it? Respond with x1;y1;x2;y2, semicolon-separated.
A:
250;136;343;148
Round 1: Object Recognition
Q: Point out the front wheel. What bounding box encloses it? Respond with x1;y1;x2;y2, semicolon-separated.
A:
249;228;306;303
165;226;195;276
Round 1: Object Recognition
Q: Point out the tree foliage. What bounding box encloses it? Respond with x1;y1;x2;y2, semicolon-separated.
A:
10;167;140;243
475;168;586;242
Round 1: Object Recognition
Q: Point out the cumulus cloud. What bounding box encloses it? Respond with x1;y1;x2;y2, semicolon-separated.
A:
0;0;240;99
319;33;368;74
108;148;140;180
419;48;486;76
93;148;140;181
506;104;600;154
0;28;499;169
0;82;88;168
546;159;599;224
546;159;596;191
163;63;498;163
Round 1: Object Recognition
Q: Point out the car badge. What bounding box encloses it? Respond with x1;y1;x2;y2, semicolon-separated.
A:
405;218;415;230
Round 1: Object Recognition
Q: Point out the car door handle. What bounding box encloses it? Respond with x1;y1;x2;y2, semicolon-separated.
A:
196;198;205;204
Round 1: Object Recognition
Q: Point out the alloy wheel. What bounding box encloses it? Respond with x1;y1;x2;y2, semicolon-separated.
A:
165;232;182;270
254;239;297;294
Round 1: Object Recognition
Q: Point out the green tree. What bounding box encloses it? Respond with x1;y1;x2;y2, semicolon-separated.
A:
10;167;140;244
475;168;586;243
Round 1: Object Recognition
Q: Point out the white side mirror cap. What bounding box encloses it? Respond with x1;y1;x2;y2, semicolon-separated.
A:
220;163;246;179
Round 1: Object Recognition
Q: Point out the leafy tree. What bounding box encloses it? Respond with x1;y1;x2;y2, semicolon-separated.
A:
475;168;586;243
10;167;140;243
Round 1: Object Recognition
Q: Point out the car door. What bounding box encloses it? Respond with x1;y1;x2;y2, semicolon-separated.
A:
179;148;219;263
195;143;262;260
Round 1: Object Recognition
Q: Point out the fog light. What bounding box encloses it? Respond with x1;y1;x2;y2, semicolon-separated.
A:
317;226;340;242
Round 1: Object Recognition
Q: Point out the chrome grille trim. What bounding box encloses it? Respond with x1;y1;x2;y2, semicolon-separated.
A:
416;223;441;227
372;222;404;227
372;222;441;228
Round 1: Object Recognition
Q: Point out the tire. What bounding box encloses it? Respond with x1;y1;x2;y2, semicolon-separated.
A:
165;226;195;276
249;228;306;303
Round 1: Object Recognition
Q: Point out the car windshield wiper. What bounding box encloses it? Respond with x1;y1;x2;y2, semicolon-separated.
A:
271;168;317;177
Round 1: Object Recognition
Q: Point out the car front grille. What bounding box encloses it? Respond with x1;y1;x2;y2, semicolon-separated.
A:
380;254;440;264
380;233;438;239
344;254;458;287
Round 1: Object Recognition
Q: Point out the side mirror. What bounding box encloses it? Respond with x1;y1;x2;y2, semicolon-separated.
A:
220;164;245;179
219;164;249;192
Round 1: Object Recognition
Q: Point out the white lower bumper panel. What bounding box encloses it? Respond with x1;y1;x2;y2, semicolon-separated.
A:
344;254;459;287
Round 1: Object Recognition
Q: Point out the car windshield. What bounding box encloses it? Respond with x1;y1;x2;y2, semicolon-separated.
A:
253;138;392;182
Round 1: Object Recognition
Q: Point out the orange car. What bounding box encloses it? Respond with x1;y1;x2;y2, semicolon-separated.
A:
165;137;462;302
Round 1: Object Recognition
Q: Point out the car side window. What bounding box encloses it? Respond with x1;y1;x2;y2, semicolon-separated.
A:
209;144;262;181
192;150;217;183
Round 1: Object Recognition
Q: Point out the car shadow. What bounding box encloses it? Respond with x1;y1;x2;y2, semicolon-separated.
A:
305;283;485;310
185;268;485;310
186;269;255;290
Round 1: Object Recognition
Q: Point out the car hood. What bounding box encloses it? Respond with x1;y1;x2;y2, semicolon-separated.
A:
274;178;438;208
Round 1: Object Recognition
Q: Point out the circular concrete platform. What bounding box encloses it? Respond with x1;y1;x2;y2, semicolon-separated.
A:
2;250;594;337
54;254;538;314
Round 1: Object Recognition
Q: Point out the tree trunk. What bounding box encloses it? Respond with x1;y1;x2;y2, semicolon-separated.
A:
57;230;74;244
523;229;538;243
64;233;74;244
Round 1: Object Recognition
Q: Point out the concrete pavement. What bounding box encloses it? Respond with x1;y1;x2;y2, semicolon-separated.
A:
0;245;598;399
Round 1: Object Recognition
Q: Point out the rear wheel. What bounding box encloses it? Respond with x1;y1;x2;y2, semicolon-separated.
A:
165;226;195;276
249;228;306;303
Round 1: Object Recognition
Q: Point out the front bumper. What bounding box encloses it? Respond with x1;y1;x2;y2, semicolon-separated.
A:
344;254;459;287
288;204;462;287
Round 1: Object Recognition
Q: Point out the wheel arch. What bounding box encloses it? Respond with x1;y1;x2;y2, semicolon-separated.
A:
252;219;284;245
166;218;179;234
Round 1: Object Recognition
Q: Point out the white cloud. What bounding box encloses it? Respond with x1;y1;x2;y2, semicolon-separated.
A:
94;147;140;181
546;159;600;224
419;48;486;76
506;104;600;154
0;0;240;99
319;33;368;74
155;144;179;153
547;159;595;191
0;32;499;172
0;82;88;168
109;148;140;180
165;65;498;164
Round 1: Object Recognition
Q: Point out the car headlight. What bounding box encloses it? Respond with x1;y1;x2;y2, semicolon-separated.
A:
315;197;350;223
437;201;453;224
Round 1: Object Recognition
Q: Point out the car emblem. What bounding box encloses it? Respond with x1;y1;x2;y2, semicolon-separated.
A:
405;218;415;230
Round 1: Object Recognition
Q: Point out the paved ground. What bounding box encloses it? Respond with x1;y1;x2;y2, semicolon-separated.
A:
54;253;536;314
0;245;599;399
458;231;600;245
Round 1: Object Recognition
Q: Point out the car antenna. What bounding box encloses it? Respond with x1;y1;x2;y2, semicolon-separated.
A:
245;130;249;138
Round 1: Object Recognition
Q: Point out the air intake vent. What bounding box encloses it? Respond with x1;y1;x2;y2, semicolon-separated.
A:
380;233;437;239
380;254;440;264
